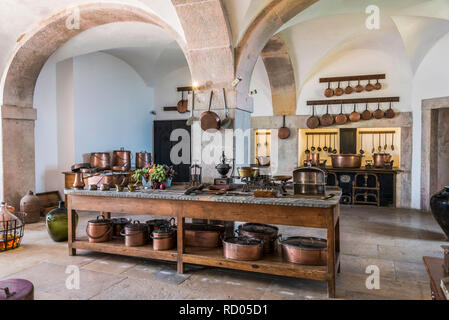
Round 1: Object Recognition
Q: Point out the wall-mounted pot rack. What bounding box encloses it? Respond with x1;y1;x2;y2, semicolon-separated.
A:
307;97;400;106
319;74;386;83
305;132;338;136
359;130;396;135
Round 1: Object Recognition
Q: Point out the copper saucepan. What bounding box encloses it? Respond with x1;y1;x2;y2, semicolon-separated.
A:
200;91;221;131
361;103;372;120
335;104;347;125
307;105;320;129
373;103;385;119
320;105;334;127
349;104;361;122
324;82;334;98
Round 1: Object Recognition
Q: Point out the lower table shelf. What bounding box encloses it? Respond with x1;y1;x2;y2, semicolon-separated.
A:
72;238;178;262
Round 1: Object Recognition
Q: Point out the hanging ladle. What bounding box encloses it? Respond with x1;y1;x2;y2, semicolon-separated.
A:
221;88;232;129
371;134;375;154
186;90;197;126
378;133;382;152
311;134;316;152
333;134;338;154
317;135;322;152
391;132;395;151
360;133;365;155
327;134;333;154
323;134;328;152
305;135;310;154
384;133;388;151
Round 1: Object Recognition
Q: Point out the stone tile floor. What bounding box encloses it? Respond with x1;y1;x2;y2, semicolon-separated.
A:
1;206;446;300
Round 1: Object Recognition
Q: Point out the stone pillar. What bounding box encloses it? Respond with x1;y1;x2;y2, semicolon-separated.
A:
0;105;37;209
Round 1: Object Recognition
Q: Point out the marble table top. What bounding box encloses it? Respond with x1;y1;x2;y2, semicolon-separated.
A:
65;187;341;208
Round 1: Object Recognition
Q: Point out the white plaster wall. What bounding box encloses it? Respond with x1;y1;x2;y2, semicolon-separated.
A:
34;52;154;195
153;65;192;121
249;57;273;117
411;32;449;209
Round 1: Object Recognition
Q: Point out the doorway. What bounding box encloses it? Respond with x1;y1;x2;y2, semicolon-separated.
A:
154;120;191;183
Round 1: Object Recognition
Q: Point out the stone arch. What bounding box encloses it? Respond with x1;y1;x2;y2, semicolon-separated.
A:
261;34;296;115
1;2;190;108
0;2;192;207
235;0;318;111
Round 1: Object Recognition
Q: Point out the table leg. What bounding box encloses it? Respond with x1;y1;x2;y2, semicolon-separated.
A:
327;218;336;298
177;217;185;274
335;218;341;274
68;197;76;256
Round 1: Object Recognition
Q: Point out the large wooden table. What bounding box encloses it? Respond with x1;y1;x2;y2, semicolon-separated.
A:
65;188;341;298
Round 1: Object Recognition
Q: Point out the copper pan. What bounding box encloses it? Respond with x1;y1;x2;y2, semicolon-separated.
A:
185;224;224;248
335;104;347;125
361;103;372;120
354;80;364;93
334;82;344;96
374;79;382;90
200;91;221;131
306;105;320;129
177;91;188;114
238;223;278;254
349;104;361;122
278;115;290;139
223;237;264;261
344;81;353;94
385;102;395;119
324;82;334;98
280;236;327;266
330;154;362;168
373;103;385;119
320;105;334;127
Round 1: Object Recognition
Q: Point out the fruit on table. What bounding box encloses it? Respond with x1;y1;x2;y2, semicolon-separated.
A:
160;184;166;190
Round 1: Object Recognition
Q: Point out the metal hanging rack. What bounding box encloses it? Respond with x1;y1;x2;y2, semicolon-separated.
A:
307;97;400;106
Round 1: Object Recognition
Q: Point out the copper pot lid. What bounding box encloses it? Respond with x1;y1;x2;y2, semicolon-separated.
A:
223;237;264;246
124;220;147;231
113;148;131;153
152;226;175;236
91;152;109;155
112;218;131;226
280;236;327;250
146;219;171;227
239;223;278;236
88;215;112;225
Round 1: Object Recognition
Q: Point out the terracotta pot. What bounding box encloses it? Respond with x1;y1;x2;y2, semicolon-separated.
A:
20;191;40;224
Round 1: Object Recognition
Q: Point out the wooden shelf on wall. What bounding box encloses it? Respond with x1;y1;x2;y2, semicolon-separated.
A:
319;74;386;83
307;97;400;106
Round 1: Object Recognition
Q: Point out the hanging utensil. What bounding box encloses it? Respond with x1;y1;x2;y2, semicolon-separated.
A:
307;105;320;129
384;133;388;151
335;81;344;96
324;82;334;98
305;135;310;154
335;104;347;125
355;79;364;93
360;133;365;155
361;103;372;120
374;78;382;90
344;81;353;95
177;90;188;113
278;115;290;139
349;103;361;122
186;90;197;126
311;134;316;152
378;133;382;152
365;79;374;92
391;132;395;151
373;102;385;119
327;134;333;154
221;88;232;129
317;135;322;152
371;134;375;154
323;134;328;152
320;105;334;127
200;91;221;131
333;134;338;154
385;101;395;119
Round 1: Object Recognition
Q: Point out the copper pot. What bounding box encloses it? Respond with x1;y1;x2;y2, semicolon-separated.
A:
293;167;326;195
330;154;362;168
280;236;327;266
112;218;131;237
86;215;113;243
146;218;175;235
87;173;129;187
238;223;278;254
223;237;264;261
151;227;176;251
136;152;152;169
121;221;148;247
185;224;224;248
113;148;131;171
90;152;111;170
373;153;392;168
72;172;85;190
305;153;320;166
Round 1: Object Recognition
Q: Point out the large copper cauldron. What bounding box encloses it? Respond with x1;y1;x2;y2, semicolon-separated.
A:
330;154;362;168
373;153;392;168
90;152;111;170
223;237;264;261
113;148;131;171
280;236;327;266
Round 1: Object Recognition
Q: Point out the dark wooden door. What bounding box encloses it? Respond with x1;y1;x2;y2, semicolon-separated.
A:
154;120;191;182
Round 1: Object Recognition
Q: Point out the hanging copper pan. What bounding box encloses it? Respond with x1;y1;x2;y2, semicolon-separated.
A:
344;81;353;95
278;115;290;139
385;102;395;119
373;102;385;119
324;82;334;98
354;80;364;93
374;79;382;90
320;105;334;127
365;80;374;92
177;91;188;114
200;91;221;131
361;103;372;120
349;104;361;122
335;104;347;125
334;82;344;96
306;105;320;129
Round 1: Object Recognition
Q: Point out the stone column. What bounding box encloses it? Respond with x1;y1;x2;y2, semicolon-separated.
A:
0;105;37;209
